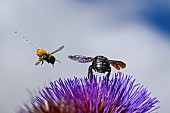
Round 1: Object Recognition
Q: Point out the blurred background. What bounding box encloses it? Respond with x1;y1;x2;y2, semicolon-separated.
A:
0;0;170;113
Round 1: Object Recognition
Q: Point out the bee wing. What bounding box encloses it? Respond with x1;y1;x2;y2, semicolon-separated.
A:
51;45;64;54
109;60;126;70
35;56;46;66
35;60;42;66
68;55;94;63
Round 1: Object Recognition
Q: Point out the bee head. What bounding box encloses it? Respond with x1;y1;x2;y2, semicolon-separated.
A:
36;49;47;57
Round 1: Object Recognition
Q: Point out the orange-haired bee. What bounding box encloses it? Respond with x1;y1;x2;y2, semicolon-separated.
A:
68;55;126;82
14;33;64;66
35;45;64;66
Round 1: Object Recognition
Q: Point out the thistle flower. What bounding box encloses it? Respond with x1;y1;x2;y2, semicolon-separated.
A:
18;72;159;113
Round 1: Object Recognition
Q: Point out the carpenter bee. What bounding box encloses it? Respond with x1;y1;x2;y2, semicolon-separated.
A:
35;45;64;66
68;55;126;82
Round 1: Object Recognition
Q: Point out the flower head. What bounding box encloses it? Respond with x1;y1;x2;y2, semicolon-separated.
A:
18;72;159;113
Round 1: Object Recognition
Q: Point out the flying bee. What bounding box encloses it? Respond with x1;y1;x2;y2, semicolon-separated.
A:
14;32;64;66
35;45;64;66
68;55;126;82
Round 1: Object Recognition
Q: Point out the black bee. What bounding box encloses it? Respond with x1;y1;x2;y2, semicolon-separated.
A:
68;55;126;82
35;45;64;66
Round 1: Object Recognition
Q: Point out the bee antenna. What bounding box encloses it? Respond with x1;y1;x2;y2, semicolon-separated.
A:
22;36;38;49
14;31;38;49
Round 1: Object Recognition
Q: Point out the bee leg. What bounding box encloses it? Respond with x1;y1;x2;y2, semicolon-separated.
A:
104;67;111;84
38;57;44;65
55;59;61;63
88;65;93;83
41;60;44;65
100;67;111;90
107;67;111;77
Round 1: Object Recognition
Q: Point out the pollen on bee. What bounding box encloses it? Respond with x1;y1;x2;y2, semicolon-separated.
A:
36;49;47;57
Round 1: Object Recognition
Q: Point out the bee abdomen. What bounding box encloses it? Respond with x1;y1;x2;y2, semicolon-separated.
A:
49;56;55;64
44;55;55;64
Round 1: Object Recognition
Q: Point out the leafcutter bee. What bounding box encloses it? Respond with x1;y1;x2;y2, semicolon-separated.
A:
68;55;126;82
35;45;64;66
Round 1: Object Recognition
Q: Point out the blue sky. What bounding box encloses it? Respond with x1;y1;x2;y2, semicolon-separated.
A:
139;1;170;36
76;1;170;36
0;1;170;113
